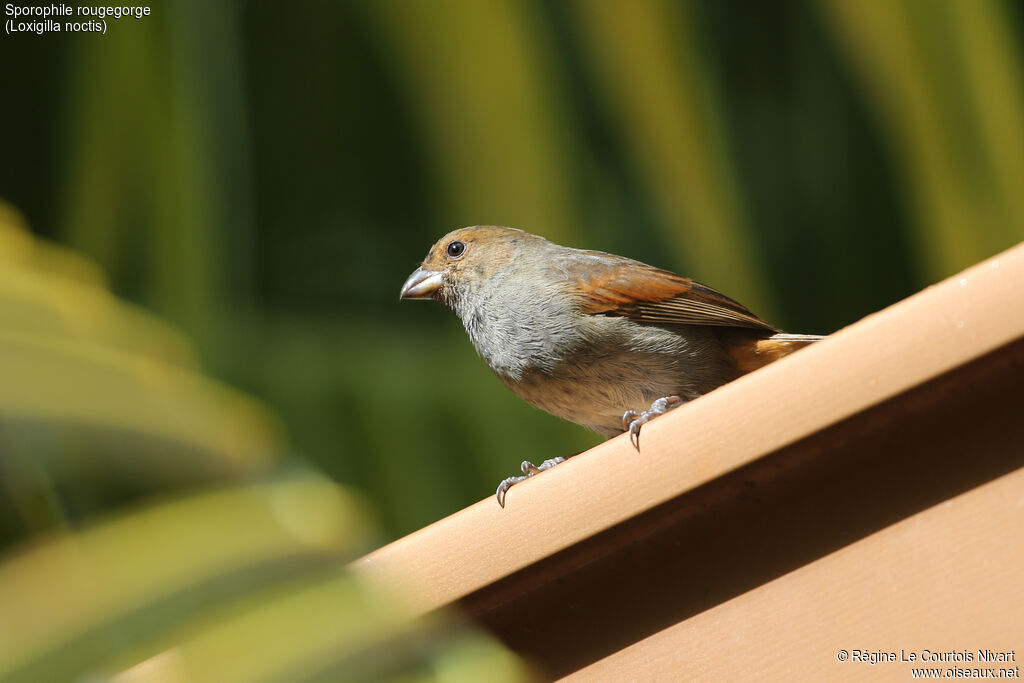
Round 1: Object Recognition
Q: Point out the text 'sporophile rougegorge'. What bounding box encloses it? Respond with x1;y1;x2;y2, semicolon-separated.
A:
4;4;151;36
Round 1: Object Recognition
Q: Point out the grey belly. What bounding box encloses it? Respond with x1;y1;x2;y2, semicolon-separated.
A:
500;334;736;438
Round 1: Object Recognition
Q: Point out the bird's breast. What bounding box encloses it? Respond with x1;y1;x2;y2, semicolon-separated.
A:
453;283;582;379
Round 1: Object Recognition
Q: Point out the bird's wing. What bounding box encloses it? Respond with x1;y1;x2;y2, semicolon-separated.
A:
564;251;778;331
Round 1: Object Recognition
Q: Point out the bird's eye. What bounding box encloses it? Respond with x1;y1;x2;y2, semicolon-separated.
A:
446;241;466;258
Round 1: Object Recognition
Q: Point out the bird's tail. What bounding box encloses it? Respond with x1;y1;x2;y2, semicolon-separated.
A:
727;332;826;374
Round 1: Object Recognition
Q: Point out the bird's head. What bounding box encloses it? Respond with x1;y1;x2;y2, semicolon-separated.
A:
399;226;542;307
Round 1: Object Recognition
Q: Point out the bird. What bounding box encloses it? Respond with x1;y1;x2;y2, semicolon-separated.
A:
400;226;824;506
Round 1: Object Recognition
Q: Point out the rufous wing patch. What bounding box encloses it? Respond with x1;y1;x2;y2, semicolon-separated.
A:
571;253;776;331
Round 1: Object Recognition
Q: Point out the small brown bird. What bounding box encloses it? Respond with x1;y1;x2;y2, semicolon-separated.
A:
400;226;823;505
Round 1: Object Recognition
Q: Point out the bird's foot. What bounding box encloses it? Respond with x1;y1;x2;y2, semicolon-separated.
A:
622;395;684;450
495;457;566;507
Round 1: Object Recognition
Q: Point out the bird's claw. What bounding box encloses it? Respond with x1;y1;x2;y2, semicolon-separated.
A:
495;457;566;507
495;475;525;508
622;395;684;450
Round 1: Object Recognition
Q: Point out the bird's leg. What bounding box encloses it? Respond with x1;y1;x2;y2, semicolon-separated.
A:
495;457;566;507
622;396;684;450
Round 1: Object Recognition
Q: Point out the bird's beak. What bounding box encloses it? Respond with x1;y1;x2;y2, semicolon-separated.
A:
400;267;444;300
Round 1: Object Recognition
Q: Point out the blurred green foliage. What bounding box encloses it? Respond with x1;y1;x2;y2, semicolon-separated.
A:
0;210;530;681
1;0;1022;545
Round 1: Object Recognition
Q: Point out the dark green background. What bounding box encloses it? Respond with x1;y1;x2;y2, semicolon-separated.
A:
2;0;1022;538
